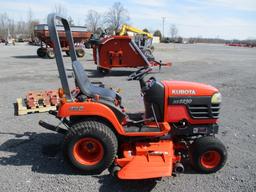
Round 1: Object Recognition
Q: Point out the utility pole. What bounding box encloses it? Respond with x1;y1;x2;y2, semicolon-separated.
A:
162;17;166;39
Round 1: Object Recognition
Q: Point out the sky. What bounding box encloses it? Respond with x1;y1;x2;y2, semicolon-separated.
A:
0;0;256;40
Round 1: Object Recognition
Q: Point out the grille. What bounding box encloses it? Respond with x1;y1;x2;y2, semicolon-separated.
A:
188;104;220;119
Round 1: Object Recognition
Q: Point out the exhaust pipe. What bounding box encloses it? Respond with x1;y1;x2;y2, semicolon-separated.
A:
39;120;68;134
174;162;185;173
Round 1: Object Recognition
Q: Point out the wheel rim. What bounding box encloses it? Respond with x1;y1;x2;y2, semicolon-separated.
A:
200;150;221;169
76;49;84;57
73;138;104;165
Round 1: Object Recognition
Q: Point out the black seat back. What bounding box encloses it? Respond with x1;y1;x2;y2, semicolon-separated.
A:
72;60;93;97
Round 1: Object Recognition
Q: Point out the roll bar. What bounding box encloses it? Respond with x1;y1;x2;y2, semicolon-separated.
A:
47;13;76;101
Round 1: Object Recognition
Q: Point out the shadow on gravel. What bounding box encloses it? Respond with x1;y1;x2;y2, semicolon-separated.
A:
12;55;70;59
0;131;196;191
12;55;40;59
94;175;158;192
0;131;75;175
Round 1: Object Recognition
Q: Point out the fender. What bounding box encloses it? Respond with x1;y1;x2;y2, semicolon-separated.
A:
57;101;126;135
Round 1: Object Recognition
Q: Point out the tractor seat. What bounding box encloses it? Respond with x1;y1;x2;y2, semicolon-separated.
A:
72;61;117;102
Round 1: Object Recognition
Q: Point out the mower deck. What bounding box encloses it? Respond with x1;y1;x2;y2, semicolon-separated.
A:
116;140;174;179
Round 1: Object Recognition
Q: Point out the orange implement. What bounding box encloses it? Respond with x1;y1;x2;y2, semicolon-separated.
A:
116;140;174;179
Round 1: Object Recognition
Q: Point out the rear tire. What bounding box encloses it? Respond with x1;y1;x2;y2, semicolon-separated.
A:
64;120;118;174
76;49;85;57
46;49;55;59
190;136;227;173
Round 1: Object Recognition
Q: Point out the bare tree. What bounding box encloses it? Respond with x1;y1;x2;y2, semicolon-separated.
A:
27;8;34;38
0;13;9;39
170;24;178;39
85;10;101;33
0;13;15;39
54;4;67;17
67;16;75;26
104;2;129;33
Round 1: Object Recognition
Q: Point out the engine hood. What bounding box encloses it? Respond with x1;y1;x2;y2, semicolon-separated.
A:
162;80;219;97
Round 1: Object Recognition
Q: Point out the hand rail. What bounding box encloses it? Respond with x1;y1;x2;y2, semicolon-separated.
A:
47;13;76;101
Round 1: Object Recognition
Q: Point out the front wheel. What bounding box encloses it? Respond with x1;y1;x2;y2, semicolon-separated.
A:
37;47;46;57
64;120;118;174
190;136;227;173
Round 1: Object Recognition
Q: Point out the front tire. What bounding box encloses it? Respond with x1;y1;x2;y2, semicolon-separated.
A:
37;47;46;57
64;120;118;174
190;136;227;173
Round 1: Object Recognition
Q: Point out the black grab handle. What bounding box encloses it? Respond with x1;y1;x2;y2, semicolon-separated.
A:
47;13;77;101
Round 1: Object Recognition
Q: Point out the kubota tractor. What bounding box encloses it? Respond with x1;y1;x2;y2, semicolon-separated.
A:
39;14;227;180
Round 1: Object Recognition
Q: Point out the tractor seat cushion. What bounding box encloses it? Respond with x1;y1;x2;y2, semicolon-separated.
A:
72;61;116;102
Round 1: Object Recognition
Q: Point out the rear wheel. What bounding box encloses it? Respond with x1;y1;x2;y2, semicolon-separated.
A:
190;136;227;173
76;49;85;57
64;120;118;174
46;49;55;59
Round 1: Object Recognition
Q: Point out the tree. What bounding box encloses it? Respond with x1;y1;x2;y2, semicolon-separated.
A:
27;8;39;38
170;24;178;39
143;28;149;33
153;30;162;39
54;4;67;17
67;16;75;26
104;2;129;33
85;10;101;33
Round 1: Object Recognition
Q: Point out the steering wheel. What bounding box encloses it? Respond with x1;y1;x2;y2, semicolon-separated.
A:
127;67;152;81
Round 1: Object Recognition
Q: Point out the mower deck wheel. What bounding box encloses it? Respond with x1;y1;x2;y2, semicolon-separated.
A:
64;119;118;174
108;164;121;178
190;136;227;173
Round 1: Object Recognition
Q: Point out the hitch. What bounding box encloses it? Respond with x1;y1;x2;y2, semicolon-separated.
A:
39;120;68;134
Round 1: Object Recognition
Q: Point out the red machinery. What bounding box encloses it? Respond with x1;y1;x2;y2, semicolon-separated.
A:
38;14;227;180
34;24;92;59
92;35;171;74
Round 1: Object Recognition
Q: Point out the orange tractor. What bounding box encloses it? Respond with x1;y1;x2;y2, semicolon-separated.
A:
39;14;227;179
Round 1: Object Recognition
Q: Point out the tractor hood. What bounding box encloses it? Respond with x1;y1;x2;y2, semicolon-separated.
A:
162;80;219;97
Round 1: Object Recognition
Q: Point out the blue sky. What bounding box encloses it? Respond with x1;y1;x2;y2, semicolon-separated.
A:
0;0;256;39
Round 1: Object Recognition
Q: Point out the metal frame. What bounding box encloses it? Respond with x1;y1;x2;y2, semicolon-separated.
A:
47;13;77;101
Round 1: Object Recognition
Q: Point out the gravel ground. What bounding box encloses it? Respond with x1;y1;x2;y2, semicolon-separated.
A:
0;42;255;192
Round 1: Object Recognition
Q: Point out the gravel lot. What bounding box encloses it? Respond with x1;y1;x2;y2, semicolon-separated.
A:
0;43;255;192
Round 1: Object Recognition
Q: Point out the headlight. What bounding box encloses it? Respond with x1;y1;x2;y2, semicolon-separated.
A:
211;92;222;104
